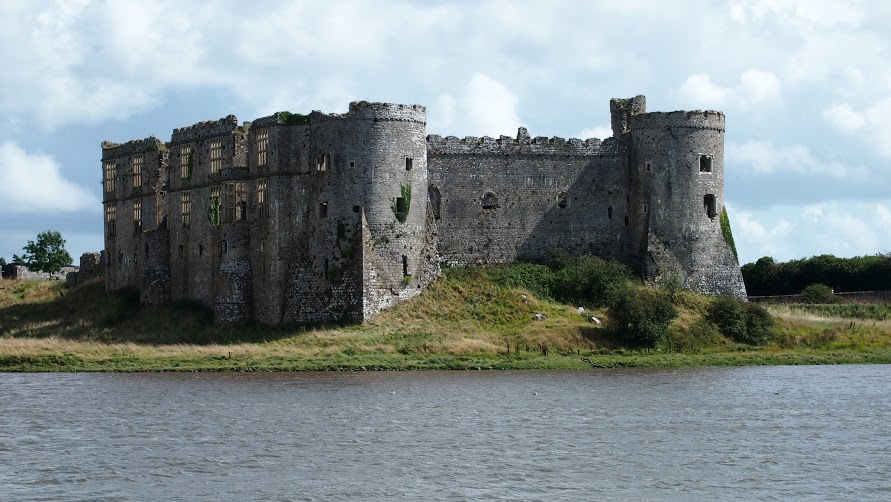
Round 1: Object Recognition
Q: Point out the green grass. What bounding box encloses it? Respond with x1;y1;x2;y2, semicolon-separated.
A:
3;267;891;372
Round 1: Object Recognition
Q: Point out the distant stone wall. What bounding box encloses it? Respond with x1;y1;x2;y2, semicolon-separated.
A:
7;265;76;281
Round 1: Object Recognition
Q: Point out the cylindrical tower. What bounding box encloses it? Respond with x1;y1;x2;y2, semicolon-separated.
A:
630;110;747;299
304;102;433;321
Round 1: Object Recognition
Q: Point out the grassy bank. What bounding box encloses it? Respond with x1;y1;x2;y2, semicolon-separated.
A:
3;269;891;372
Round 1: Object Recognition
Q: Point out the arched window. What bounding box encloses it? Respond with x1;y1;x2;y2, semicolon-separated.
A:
482;191;498;209
428;185;442;220
558;192;568;209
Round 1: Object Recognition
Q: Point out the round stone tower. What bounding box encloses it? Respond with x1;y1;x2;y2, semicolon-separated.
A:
307;102;435;320
630;110;747;299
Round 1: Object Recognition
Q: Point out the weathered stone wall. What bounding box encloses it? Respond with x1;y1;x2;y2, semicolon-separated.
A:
428;131;637;267
65;252;104;287
6;265;76;281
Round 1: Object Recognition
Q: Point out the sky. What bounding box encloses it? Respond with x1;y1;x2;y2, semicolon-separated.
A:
2;0;891;266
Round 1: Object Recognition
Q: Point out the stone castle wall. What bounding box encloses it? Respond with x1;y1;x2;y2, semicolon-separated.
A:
99;95;748;325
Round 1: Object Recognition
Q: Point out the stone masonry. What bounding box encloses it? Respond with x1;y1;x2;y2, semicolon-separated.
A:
100;96;747;325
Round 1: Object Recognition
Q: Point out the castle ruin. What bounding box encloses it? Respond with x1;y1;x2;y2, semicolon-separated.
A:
101;95;747;324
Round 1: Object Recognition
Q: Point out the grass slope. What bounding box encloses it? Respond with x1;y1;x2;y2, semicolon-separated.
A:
2;270;891;372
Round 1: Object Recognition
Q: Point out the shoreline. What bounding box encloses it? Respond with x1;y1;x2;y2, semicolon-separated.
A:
4;347;890;372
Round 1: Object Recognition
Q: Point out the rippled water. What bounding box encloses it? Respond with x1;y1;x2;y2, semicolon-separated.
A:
1;366;890;501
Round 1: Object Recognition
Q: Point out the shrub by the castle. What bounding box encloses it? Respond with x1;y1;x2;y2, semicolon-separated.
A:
491;262;556;300
552;254;631;307
707;296;774;345
800;283;836;304
606;286;677;347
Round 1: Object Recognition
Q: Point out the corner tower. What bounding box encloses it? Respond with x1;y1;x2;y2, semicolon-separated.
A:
630;109;747;299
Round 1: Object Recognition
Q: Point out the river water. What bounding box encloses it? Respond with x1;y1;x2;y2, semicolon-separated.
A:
1;365;889;501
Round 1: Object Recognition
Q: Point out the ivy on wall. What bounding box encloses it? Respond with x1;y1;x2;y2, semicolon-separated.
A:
720;207;738;261
391;184;412;223
208;196;222;227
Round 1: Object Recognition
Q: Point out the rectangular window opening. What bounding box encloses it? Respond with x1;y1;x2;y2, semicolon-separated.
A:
179;145;192;179
222;182;247;222
181;191;191;227
133;200;142;234
104;161;117;192
210;139;222;174
257;178;268;220
700;155;713;173
132;155;143;187
353;205;360;213
257;129;269;166
402;255;409;276
319;201;328;218
405;157;413;171
105;204;117;238
349;160;356;168
395;197;406;214
704;194;717;218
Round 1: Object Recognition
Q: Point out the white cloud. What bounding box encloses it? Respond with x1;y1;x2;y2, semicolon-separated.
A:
676;70;781;110
428;73;523;137
731;200;891;263
0;141;97;213
728;140;867;179
576;125;613;140
822;98;891;158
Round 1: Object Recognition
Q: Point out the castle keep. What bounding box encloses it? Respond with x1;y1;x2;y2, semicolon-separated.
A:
101;96;747;324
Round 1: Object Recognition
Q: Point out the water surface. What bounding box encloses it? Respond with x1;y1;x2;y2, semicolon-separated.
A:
2;366;889;500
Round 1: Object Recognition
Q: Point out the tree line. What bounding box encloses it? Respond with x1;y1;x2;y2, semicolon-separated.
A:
741;254;891;296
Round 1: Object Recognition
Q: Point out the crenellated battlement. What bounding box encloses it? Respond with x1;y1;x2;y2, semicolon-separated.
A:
171;115;240;144
311;101;426;125
101;137;164;160
427;128;622;157
630;110;725;132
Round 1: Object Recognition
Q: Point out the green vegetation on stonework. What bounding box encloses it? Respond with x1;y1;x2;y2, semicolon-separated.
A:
207;196;222;227
276;111;310;125
720;207;738;261
391;184;412;223
3;258;891;372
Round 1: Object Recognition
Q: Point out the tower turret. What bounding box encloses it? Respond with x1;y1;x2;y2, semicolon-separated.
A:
630;110;747;299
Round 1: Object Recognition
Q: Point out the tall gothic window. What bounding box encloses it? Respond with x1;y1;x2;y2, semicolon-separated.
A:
223;182;247;222
133;200;142;234
257;178;268;219
210;139;222;174
181;191;191;227
106;204;117;238
180;145;192;179
132;155;143;187
257;129;268;166
104;161;117;192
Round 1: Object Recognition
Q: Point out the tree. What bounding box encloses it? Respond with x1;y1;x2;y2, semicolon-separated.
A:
21;230;73;274
0;257;6;267
606;285;677;347
800;283;836;304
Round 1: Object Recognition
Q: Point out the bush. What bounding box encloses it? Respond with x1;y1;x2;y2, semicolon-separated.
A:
552;254;631;307
606;286;678;347
491;262;555;300
800;283;836;304
707;296;774;345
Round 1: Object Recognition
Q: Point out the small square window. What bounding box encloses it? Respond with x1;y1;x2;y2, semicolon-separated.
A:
353;205;360;213
349;160;356;168
700;155;712;173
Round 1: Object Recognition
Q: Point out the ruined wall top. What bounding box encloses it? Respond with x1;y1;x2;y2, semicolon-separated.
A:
427;128;622;157
610;95;647;136
101;137;164;160
171;114;240;144
311;101;426;125
630;110;725;132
